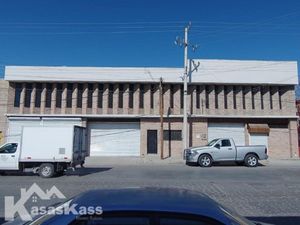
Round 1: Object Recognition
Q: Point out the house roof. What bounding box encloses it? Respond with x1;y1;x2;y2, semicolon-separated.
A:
4;59;298;85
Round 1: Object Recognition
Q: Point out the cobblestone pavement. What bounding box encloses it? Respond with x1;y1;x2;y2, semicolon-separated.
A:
1;161;300;224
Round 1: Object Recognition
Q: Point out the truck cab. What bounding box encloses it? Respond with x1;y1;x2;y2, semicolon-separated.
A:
0;142;20;170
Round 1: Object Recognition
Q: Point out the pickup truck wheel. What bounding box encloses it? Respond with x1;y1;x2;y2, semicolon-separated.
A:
198;154;213;167
39;163;55;178
245;154;258;167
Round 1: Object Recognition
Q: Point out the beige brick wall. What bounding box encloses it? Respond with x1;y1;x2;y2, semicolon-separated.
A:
0;80;9;144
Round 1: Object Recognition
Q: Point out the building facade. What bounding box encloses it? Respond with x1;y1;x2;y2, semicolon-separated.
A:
2;59;299;159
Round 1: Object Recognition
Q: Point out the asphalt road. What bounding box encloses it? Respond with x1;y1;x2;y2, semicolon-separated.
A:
1;160;300;225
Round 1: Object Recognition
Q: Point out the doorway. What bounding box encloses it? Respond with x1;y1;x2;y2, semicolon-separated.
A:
147;130;157;154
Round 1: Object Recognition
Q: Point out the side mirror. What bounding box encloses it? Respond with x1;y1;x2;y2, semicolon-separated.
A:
215;144;220;149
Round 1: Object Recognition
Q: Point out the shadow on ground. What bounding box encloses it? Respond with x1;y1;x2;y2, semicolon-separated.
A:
248;216;300;225
0;167;112;177
186;161;265;167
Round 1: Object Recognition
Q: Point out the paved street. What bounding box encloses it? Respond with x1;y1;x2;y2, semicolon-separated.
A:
1;159;300;224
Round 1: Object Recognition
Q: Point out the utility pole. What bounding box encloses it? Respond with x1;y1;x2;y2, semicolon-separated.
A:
175;22;200;151
182;26;189;150
159;77;164;159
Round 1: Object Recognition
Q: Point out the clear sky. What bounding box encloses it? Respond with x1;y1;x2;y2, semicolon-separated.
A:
0;0;300;80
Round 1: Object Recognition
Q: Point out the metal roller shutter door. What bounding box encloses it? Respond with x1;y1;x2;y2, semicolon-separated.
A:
88;122;140;156
208;123;245;145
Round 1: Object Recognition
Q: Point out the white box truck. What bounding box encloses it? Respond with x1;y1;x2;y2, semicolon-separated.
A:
0;126;87;178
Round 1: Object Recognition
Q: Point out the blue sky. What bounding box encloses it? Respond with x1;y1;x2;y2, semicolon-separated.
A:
0;0;300;80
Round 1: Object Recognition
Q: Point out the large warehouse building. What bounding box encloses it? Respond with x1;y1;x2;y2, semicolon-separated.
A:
0;59;299;159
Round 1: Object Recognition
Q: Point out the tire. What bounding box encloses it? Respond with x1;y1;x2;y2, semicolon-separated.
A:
38;163;55;178
198;154;213;167
244;154;258;167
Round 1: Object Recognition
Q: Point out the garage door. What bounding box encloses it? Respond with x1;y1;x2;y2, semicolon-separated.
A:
88;122;140;156
208;123;245;145
249;134;268;148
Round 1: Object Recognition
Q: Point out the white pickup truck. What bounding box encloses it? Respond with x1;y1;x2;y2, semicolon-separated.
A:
184;138;268;167
0;126;87;178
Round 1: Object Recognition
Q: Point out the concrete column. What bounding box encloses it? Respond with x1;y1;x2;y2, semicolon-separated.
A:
30;83;36;114
289;119;299;158
40;83;46;114
102;84;109;114
208;85;215;114
92;83;98;114
282;86;296;115
144;84;151;115
191;85;197;115
82;84;88;114
271;86;280;111
163;84;170;115
113;84;119;114
19;83;25;114
133;84;140;114
244;86;252;114
262;86;271;114
254;86;261;113
173;84;181;115
153;84;160;115
236;86;243;114
61;83;67;114
50;83;57;114
227;85;233;112
72;83;78;114
199;85;205;115
123;84;129;114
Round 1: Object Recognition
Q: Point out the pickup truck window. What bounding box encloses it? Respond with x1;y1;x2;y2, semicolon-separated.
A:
221;140;231;147
207;139;219;146
0;143;18;154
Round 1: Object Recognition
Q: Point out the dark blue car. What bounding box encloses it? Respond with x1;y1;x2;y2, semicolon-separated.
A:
6;188;255;225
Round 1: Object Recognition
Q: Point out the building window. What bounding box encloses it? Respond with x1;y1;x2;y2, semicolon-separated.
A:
215;86;219;109
278;86;282;110
56;83;63;108
170;85;174;109
24;83;32;108
108;84;114;108
242;86;246;110
77;84;83;108
98;84;103;108
35;83;42;108
45;83;52;108
270;86;273;109
180;85;184;109
260;87;264;110
87;83;93;108
14;83;22;107
196;86;200;109
163;130;182;141
224;86;228;109
129;84;134;108
205;86;209;109
233;86;237;109
139;84;144;108
150;84;155;109
251;87;255;109
119;84;124;108
66;83;73;108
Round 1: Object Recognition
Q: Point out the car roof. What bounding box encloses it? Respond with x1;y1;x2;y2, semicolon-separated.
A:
70;187;231;222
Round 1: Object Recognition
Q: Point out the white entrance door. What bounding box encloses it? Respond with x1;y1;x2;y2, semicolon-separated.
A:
208;123;245;145
249;134;268;148
88;122;140;156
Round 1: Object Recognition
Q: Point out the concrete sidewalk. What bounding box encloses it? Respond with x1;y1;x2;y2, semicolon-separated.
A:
84;156;300;167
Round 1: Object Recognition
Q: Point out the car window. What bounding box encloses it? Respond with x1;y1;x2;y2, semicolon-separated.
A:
221;140;231;147
0;143;18;154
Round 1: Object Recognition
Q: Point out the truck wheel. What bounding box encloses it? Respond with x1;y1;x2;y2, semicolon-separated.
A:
198;154;213;167
39;163;55;178
244;154;258;167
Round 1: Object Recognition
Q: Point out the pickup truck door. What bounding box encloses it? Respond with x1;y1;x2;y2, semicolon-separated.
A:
0;143;19;170
215;139;236;161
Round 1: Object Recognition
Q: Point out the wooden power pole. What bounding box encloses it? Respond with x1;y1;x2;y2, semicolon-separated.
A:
159;77;164;159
